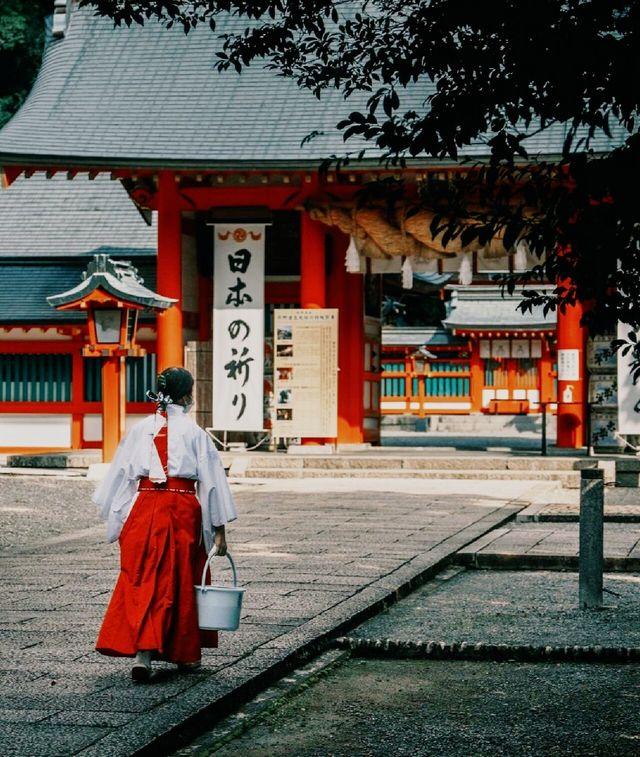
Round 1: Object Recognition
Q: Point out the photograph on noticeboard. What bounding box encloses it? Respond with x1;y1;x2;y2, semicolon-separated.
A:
276;343;294;357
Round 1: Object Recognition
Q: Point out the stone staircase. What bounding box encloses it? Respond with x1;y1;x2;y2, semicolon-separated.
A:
427;413;556;435
2;448;608;489
222;453;600;488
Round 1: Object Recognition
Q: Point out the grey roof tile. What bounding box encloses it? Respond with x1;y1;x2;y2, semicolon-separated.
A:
443;286;557;331
0;8;627;168
0;173;156;258
382;327;467;347
0;258;156;323
47;255;173;310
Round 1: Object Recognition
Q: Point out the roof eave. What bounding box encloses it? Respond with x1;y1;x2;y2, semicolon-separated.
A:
47;278;176;311
0;152;573;173
444;323;556;331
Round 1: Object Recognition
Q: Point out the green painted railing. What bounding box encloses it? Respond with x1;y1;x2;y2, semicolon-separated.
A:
127;354;157;402
0;354;72;402
416;375;470;397
381;362;406;397
84;355;157;402
382;360;471;399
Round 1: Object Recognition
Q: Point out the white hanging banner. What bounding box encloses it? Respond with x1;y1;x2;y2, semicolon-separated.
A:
617;322;640;434
212;224;265;431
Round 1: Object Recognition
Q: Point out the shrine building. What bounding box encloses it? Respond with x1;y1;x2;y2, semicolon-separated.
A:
0;4;625;452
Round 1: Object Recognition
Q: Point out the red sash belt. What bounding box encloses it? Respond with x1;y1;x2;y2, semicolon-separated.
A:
138;476;196;494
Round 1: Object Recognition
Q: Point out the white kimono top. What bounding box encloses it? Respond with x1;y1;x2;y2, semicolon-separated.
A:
93;403;237;552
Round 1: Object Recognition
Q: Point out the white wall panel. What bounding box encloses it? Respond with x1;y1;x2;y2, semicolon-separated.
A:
0;414;71;447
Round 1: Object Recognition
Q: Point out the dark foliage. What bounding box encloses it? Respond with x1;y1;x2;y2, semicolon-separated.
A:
0;1;52;129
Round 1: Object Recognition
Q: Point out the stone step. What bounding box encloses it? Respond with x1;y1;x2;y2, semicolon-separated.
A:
428;413;557;433
6;450;102;469
242;467;580;485
301;457;588;471
222;454;589;471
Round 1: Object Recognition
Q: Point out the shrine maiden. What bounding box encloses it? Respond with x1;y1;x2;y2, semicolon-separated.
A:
93;367;237;682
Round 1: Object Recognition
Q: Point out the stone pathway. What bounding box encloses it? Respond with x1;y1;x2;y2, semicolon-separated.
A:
458;520;640;570
517;485;640;522
0;475;536;757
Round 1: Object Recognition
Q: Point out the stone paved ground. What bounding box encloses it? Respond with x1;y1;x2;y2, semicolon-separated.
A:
0;475;537;757
517;484;640;521
458;520;640;570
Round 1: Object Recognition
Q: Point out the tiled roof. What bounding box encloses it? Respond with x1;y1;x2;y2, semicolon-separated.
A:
0;173;155;258
0;258;156;323
443;286;557;331
0;7;628;169
382;327;467;347
47;255;174;311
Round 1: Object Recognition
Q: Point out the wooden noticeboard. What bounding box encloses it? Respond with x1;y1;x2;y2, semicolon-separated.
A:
272;309;338;438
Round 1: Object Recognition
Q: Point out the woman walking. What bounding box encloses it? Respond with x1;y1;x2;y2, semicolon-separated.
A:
93;366;237;682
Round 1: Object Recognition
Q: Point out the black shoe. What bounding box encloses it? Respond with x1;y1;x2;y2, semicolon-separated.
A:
131;651;153;682
177;660;202;674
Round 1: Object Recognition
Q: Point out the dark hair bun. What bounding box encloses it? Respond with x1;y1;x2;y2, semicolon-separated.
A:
156;367;193;400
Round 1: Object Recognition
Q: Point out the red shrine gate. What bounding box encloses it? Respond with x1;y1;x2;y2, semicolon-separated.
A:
0;5;589;451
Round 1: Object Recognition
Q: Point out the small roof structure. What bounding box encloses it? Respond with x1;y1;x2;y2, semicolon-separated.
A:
47;254;174;311
382;327;467;348
0;7;627;171
442;286;556;333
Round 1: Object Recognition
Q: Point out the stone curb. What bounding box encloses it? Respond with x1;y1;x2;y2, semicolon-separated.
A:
516;505;640;523
455;552;640;572
98;502;526;757
170;650;350;755
517;513;640;523
335;636;640;664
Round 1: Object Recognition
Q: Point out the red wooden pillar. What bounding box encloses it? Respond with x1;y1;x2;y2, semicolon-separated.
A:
102;356;122;462
71;348;83;449
300;213;327;444
469;340;484;412
405;352;413;414
300;213;326;308
327;228;365;444
556;301;587;448
157;171;183;370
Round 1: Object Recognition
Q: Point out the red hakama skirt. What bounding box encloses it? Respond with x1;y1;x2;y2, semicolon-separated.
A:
96;484;218;663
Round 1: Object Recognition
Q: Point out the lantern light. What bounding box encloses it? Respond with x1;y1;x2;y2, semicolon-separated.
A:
94;308;123;344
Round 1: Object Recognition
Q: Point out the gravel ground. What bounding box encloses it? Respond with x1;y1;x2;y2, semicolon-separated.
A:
208;656;640;757
352;568;640;649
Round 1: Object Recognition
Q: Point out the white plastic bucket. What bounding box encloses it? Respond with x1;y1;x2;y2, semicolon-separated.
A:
194;551;245;631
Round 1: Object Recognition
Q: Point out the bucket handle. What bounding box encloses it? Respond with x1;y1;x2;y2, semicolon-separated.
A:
199;549;238;589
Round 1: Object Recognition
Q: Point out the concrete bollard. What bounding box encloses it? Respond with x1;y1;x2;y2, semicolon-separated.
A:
579;468;604;610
